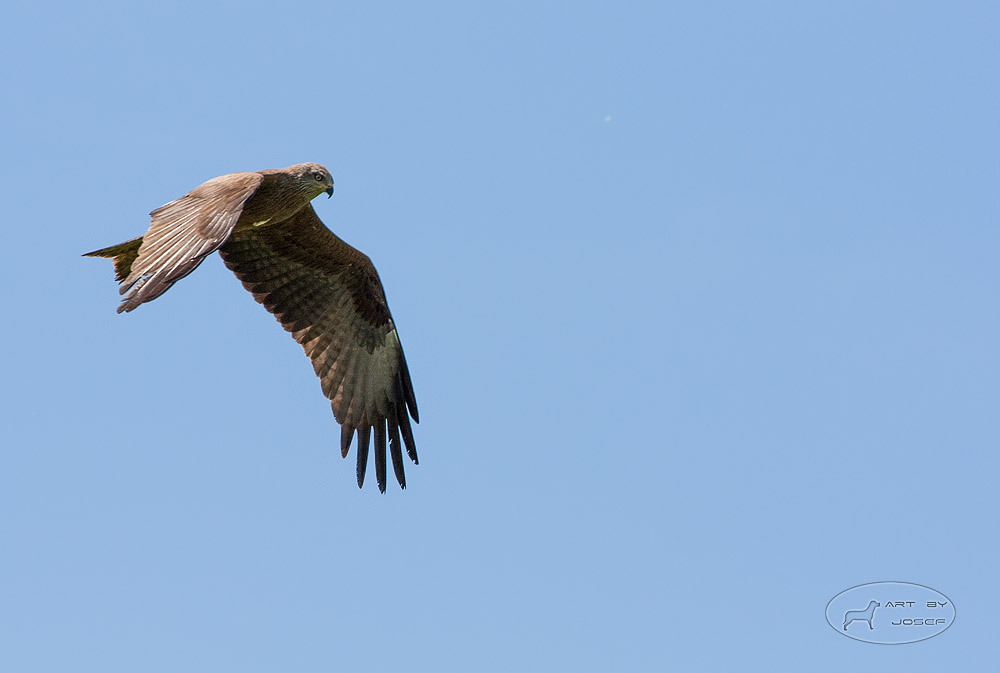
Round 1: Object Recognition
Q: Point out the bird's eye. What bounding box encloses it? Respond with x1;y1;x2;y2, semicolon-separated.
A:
313;172;325;182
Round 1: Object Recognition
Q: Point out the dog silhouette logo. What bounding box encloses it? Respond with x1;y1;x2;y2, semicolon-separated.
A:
826;582;955;644
843;600;880;630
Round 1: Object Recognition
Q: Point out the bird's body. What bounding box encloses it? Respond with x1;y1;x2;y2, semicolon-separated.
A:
85;163;419;492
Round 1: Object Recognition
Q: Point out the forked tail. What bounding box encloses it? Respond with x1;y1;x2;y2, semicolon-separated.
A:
82;236;144;282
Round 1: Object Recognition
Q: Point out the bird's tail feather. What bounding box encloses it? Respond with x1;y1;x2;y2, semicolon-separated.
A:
83;236;144;282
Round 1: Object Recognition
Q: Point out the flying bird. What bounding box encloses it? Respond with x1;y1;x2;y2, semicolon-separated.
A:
84;162;419;492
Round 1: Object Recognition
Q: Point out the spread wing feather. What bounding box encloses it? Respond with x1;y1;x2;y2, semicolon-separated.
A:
116;172;263;313
219;205;419;492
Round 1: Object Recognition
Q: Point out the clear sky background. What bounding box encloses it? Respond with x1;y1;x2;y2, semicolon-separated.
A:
1;1;996;670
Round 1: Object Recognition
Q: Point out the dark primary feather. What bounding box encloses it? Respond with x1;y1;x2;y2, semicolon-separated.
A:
219;205;419;493
83;163;419;492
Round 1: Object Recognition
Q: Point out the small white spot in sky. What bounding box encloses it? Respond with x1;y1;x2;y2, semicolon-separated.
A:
604;115;612;123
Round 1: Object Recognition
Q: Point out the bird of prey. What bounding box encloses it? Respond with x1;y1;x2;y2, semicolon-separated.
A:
84;162;419;492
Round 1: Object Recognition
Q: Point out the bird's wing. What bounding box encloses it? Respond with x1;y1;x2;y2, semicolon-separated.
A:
218;205;419;492
117;172;263;313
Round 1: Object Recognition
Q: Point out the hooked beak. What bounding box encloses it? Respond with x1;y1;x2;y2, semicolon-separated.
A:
326;184;334;198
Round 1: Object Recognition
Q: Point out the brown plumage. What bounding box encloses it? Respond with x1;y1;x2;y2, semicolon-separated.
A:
84;163;419;492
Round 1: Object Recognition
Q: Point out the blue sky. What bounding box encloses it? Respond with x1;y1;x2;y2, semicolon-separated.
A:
1;1;997;670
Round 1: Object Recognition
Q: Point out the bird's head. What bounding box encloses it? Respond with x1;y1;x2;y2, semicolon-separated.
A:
293;162;335;199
